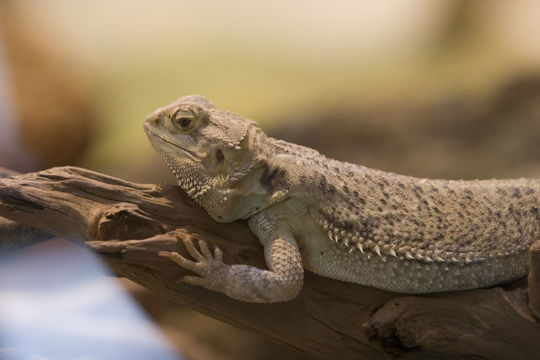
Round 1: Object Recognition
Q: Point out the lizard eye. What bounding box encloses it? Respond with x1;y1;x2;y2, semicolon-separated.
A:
171;110;198;131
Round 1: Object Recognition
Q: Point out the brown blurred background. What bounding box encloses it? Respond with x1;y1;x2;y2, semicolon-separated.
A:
1;1;539;359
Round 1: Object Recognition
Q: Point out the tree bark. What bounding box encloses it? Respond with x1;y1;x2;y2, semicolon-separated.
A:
0;166;539;360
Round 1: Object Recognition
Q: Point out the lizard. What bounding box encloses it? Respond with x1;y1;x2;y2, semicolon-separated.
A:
143;95;540;303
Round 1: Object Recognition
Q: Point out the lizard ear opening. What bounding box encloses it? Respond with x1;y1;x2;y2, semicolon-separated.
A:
216;149;225;163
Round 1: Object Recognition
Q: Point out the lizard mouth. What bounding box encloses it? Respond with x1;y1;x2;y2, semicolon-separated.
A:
145;127;200;161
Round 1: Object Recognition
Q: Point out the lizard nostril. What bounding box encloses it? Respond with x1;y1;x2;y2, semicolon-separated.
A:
154;117;160;125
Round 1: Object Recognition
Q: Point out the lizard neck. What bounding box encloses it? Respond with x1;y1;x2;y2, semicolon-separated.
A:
248;126;273;160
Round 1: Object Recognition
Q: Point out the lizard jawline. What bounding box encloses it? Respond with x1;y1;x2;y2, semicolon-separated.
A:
147;129;200;161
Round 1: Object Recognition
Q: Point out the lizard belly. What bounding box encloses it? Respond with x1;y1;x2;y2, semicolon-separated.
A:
297;227;528;293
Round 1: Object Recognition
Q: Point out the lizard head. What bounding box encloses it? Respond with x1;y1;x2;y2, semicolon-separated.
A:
144;95;269;221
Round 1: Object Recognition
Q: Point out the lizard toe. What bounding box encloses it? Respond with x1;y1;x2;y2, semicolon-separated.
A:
182;238;204;261
198;239;213;258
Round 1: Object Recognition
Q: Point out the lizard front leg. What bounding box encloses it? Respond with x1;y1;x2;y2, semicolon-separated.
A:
160;213;304;303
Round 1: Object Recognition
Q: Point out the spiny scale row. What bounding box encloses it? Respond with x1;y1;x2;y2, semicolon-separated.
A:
222;127;248;151
320;220;489;265
226;142;241;150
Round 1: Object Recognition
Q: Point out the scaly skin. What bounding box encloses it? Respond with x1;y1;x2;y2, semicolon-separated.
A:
144;95;540;303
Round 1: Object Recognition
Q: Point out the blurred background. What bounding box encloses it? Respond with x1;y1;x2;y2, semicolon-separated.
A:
0;0;539;359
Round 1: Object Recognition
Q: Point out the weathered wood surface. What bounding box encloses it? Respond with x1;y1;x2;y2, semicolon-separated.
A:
529;241;540;319
0;166;539;360
0;167;53;251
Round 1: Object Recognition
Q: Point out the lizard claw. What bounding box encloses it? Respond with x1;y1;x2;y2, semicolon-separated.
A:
159;238;227;292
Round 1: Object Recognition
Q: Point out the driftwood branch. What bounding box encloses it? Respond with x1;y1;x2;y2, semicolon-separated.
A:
0;167;53;251
0;166;539;360
529;241;540;318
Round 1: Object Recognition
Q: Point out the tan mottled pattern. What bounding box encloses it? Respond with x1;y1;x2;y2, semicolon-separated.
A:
144;95;539;302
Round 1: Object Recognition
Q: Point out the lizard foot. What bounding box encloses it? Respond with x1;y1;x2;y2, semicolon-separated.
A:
159;237;226;292
159;232;303;302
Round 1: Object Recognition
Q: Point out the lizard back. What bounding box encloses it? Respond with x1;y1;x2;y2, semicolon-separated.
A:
264;137;539;292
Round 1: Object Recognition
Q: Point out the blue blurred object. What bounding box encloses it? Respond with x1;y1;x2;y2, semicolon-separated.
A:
0;239;183;360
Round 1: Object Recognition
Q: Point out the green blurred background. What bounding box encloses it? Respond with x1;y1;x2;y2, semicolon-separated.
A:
3;0;540;179
1;1;539;359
